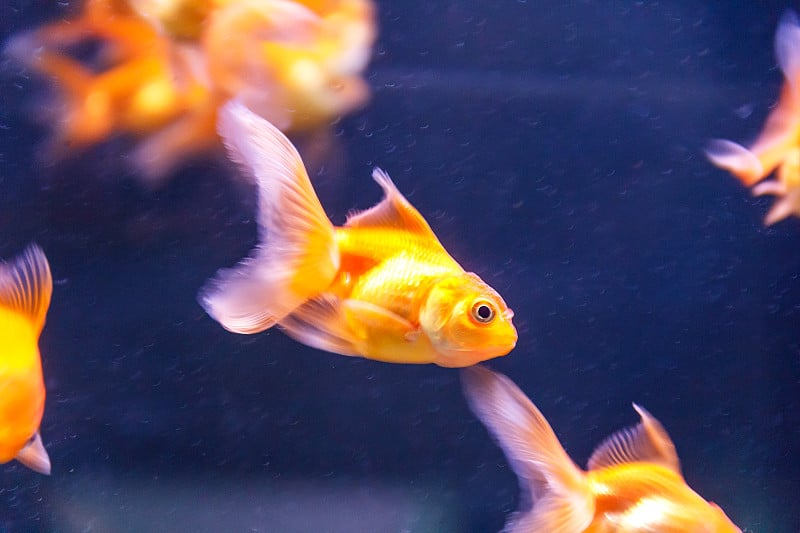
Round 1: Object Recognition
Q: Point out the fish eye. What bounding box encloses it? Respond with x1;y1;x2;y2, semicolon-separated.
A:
470;300;496;324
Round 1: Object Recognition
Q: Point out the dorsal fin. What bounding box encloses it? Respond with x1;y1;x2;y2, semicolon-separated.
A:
587;404;681;475
0;245;53;335
345;168;440;240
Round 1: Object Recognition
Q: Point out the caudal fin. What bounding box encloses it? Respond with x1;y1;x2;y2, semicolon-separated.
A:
199;101;339;334
461;366;594;533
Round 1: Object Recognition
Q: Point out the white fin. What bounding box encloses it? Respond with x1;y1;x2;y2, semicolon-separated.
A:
342;299;418;342
15;432;51;475
587;404;680;475
0;244;53;335
462;366;594;533
278;295;360;356
776;11;800;94
345;168;441;241
199;101;339;334
705;139;765;186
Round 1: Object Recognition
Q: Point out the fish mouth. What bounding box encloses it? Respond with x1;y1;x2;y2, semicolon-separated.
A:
434;340;515;367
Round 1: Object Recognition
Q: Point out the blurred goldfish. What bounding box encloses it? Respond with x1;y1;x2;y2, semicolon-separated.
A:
0;245;52;475
5;0;216;182
199;102;517;367
5;0;375;183
203;0;375;131
462;366;741;533
707;11;800;225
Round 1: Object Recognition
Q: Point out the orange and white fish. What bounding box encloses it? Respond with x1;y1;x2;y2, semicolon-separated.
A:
199;101;517;367
0;245;53;475
462;366;741;533
707;11;800;225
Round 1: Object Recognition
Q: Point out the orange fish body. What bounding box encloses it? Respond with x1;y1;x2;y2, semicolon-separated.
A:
200;102;517;367
462;366;740;532
0;245;53;475
707;11;800;225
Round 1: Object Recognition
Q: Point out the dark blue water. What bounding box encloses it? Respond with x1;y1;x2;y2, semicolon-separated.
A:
1;1;798;531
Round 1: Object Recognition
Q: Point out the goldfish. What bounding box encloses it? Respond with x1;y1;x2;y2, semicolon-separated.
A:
199;101;517;367
0;245;53;475
202;0;375;132
461;366;741;532
4;0;376;183
707;11;800;225
4;0;215;182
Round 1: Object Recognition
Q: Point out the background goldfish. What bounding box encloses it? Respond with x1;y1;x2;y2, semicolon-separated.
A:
199;101;517;367
462;366;740;533
4;0;376;183
0;245;52;475
707;11;800;225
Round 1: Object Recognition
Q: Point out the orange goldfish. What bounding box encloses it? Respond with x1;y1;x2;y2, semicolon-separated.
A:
707;11;800;225
5;0;375;183
202;0;375;132
462;366;741;532
4;0;216;182
199;102;517;367
0;245;53;475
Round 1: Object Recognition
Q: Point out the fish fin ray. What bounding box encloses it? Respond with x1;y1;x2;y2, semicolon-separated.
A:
462;366;592;526
345;168;441;242
587;403;680;474
762;190;800;225
342;299;418;341
504;494;593;533
15;431;51;475
0;245;52;335
278;295;360;356
200;101;339;333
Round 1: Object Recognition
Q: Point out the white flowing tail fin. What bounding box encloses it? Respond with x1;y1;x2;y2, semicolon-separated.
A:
199;101;339;334
462;366;594;533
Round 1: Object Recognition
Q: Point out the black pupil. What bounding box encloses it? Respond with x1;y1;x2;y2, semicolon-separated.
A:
476;304;493;321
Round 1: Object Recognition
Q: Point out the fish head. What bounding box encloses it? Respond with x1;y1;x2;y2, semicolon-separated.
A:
420;273;517;367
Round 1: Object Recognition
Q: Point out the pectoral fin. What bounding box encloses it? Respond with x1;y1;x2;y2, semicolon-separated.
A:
341;299;419;343
15;432;51;475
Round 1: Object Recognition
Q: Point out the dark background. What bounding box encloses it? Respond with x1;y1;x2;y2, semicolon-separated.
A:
0;1;798;531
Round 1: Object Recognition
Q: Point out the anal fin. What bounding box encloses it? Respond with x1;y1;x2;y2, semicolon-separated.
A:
15;431;51;475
